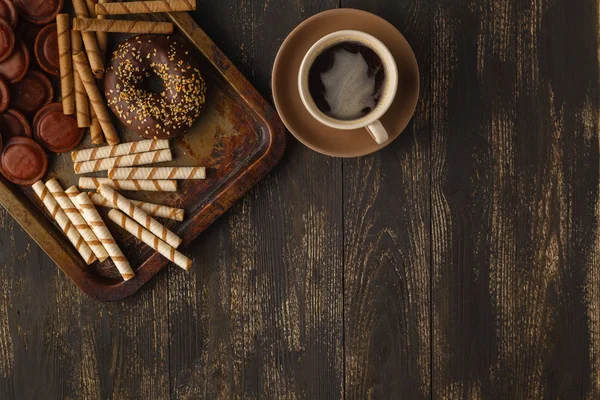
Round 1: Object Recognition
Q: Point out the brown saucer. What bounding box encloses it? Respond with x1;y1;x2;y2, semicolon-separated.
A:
0;108;31;139
0;0;18;29
14;0;63;25
34;23;58;75
272;9;419;157
0;76;9;112
10;70;53;115
0;40;29;82
0;135;47;185
33;102;83;153
0;18;14;63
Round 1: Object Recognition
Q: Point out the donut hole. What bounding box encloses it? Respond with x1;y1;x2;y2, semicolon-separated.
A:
143;72;165;96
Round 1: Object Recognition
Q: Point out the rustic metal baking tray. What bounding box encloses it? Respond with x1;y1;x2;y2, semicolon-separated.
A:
0;12;286;301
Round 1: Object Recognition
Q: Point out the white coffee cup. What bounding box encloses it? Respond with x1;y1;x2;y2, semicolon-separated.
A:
298;30;398;144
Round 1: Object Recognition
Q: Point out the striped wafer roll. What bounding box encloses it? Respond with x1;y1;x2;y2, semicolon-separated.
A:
89;103;104;144
98;184;181;248
74;192;134;280
73;51;119;145
73;18;173;34
85;0;97;17
65;186;84;212
74;149;172;174
73;0;104;77
46;179;109;262
32;181;96;265
79;177;177;191
108;166;205;180
108;210;190;270
71;30;90;128
96;0;196;15
71;139;170;162
88;192;184;221
96;0;108;58
56;14;75;115
84;0;107;60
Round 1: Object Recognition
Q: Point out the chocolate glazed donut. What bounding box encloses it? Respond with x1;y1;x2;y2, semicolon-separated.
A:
105;35;207;139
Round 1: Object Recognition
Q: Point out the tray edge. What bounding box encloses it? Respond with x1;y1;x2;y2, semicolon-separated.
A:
75;12;286;301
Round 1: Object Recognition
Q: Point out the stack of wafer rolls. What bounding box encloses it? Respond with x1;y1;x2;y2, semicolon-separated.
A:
74;149;172;174
84;0;107;58
88;192;184;221
73;51;119;145
72;0;104;78
34;180;191;274
74;192;135;280
71;139;208;193
108;210;191;270
59;133;209;274
64;13;103;144
46;179;109;262
83;0;106;144
32;181;96;265
97;184;182;248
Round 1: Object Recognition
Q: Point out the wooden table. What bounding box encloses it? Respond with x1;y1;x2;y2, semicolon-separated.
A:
1;0;598;398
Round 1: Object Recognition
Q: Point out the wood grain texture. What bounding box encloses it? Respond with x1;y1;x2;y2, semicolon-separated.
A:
512;0;598;397
431;0;517;397
2;1;600;399
168;1;343;398
341;0;431;398
0;208;87;400
0;204;171;399
432;0;599;398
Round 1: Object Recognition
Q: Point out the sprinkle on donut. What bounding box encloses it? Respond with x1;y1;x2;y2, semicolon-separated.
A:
104;35;206;139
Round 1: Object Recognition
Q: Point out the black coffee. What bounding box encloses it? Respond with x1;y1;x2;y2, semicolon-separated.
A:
308;41;385;121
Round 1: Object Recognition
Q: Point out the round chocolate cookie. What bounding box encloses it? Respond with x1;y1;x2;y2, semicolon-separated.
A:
0;19;15;63
0;0;18;29
0;41;29;83
15;0;63;25
0;108;31;139
0;136;47;185
0;77;9;113
104;35;206;139
33;102;83;153
10;70;53;115
34;23;58;75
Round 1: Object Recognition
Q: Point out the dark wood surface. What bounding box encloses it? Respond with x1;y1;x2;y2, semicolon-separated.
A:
1;0;598;398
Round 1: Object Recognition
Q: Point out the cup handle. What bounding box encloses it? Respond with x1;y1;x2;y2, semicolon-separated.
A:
365;120;389;144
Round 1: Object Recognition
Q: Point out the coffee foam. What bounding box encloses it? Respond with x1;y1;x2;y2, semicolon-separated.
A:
306;37;389;122
320;49;378;120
